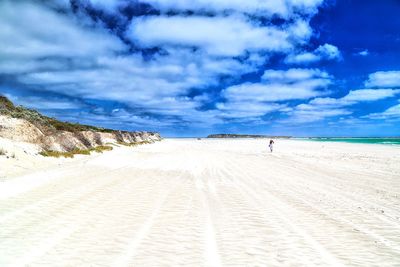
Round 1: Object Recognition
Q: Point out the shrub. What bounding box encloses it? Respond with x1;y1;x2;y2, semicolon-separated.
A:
40;145;114;158
90;145;113;153
117;141;130;146
117;140;154;146
71;149;91;155
39;150;74;158
0;96;15;110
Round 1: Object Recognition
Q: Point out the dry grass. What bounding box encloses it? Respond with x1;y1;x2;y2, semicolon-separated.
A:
39;150;75;158
90;145;113;153
40;145;114;158
117;141;153;147
40;142;157;158
71;149;91;155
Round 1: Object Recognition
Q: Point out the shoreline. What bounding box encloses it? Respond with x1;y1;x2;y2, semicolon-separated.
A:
294;137;400;145
168;137;400;146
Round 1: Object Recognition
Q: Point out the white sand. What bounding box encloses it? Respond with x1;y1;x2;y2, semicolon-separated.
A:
1;139;400;266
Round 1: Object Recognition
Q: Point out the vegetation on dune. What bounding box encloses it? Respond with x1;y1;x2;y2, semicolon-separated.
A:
0;96;15;110
39;150;75;158
71;148;91;155
0;96;114;133
46;118;113;133
90;145;113;153
39;142;155;158
40;145;114;158
117;141;137;147
117;140;153;147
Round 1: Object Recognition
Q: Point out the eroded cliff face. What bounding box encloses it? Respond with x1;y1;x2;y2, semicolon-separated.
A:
0;114;161;152
42;129;161;152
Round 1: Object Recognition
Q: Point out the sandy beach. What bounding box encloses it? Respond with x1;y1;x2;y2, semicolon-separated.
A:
1;139;400;266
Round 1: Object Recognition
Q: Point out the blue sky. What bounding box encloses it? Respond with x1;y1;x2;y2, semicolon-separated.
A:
1;0;400;137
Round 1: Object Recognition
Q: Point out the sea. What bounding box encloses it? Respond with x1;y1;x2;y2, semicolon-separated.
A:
298;138;400;145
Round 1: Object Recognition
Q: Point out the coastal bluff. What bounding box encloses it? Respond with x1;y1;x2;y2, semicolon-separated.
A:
0;96;161;153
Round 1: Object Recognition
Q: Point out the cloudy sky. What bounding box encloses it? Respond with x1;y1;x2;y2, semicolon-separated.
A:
1;0;400;137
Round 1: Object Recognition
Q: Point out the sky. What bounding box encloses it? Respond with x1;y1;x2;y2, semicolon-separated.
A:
1;0;400;137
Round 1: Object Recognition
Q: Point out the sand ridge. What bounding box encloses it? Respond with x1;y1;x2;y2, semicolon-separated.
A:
0;139;400;266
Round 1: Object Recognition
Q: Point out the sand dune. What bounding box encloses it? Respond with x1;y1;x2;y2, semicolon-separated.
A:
1;139;400;266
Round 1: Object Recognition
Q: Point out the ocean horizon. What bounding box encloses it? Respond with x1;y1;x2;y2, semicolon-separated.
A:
298;137;400;145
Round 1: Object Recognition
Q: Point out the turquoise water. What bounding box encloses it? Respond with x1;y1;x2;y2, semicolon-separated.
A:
298;138;400;145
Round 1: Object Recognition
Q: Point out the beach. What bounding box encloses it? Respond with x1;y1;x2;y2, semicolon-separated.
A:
1;138;400;266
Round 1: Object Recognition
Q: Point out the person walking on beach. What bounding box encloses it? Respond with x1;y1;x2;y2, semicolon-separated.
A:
269;139;274;152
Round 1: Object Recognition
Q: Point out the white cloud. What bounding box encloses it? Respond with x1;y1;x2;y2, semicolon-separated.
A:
282;101;350;123
216;101;284;118
262;68;330;82
357;50;369;56
342;89;400;102
285;52;319;64
0;0;335;130
310;89;400;106
283;88;400;123
223;68;331;102
315;43;341;60
127;15;292;57
285;43;341;64
287;20;313;44
0;58;67;74
88;0;124;10
141;0;286;15
18;48;258;108
5;94;83;110
218;68;331;119
136;0;323;17
282;106;351;123
365;103;400;120
0;1;127;60
57;108;181;130
365;71;400;88
222;80;329;103
3;0;326;127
